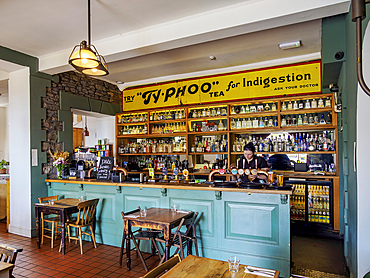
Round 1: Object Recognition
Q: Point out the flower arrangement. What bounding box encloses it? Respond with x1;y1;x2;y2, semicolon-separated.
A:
49;149;69;179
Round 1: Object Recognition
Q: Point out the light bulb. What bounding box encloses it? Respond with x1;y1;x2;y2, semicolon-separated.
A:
81;58;88;64
92;68;97;72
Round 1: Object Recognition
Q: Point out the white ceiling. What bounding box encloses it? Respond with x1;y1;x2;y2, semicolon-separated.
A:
0;0;350;91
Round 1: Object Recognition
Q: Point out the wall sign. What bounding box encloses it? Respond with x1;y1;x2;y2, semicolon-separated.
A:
122;60;321;111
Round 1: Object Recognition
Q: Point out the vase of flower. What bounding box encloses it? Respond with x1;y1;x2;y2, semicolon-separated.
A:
49;149;69;179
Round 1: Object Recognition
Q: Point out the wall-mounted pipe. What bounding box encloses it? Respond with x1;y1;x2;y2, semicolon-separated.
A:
352;0;370;97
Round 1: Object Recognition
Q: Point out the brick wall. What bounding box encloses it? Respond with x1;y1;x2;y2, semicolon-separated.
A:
41;71;121;176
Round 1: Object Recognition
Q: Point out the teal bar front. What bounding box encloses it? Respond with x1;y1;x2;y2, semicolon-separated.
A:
46;180;291;277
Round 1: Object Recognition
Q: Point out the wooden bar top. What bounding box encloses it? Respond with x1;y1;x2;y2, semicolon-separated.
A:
45;179;293;195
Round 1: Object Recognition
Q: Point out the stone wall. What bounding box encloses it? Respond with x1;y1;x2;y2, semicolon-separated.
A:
41;71;121;176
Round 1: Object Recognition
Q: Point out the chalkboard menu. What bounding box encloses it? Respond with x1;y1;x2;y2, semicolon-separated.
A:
96;157;114;180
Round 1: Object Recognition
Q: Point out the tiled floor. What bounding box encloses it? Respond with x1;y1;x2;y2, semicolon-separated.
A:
0;222;161;277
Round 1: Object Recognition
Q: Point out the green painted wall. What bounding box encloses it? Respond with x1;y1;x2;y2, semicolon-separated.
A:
0;45;55;235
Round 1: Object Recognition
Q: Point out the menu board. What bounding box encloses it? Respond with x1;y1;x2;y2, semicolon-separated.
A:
96;157;114;180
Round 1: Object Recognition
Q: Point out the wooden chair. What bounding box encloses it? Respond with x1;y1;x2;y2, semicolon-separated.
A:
59;198;99;254
38;195;61;248
119;209;163;272
141;254;181;278
155;212;199;262
173;212;199;258
0;243;23;276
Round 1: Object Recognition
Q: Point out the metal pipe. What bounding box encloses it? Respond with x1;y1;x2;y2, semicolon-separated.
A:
88;0;91;45
352;0;370;97
356;17;370;97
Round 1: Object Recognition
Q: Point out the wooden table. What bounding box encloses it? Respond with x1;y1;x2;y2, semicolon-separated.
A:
33;198;80;254
0;261;14;278
123;207;194;269
160;255;280;278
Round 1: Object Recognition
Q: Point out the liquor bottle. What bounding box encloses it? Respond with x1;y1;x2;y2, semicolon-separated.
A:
259;118;264;128
292;115;297;126
287;115;291;126
288;101;293;110
245;105;250;113
293;100;298;110
325;97;332;107
305;99;311;109
318;98;324;108
264;117;268;127
271;103;277;111
202;108;206;117
247;118;252;128
297;114;303;126
218;120;224;131
211;107;216;117
298;101;304;109
281;102;287;111
311;98;317;108
197;110;202;118
206;108;211;117
222;107;227;116
231;106;236;114
240;105;246;114
236;118;241;129
303;114;308;125
327;112;332;125
253;118;259;128
314;114;319;124
264;103;270;111
281;116;287;127
268;117;273;127
241;118;247;129
319;114;326;124
274;117;278;127
231;119;236;129
216;107;221;116
308;114;314;125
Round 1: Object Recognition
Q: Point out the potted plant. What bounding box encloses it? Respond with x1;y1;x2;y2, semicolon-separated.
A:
0;159;8;174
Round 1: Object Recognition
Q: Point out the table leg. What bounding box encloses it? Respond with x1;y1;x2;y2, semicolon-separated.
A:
61;212;66;255
35;207;40;249
164;227;170;261
126;224;131;269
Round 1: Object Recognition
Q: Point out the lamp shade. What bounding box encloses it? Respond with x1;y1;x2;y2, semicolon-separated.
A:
81;55;109;76
69;41;99;68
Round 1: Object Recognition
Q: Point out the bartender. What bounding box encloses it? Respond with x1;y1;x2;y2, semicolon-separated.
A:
237;142;269;181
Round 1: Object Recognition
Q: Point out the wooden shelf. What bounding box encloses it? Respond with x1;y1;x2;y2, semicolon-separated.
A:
229;111;278;118
230;127;280;133
279;124;336;131
189;152;228;155
231;151;336;155
117;133;187;138
188;116;227;121
150;119;187;124
188;131;228;135
117;122;147;126
280;107;332;115
118;152;186;156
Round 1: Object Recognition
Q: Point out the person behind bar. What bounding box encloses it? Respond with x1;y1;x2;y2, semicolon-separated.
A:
237;142;269;181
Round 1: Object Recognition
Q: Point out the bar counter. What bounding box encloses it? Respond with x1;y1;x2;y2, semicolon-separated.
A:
45;178;292;277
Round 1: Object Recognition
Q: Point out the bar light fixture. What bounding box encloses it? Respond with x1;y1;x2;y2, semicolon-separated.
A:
278;40;301;50
68;0;109;76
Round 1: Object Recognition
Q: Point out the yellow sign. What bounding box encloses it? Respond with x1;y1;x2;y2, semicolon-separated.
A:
122;60;321;111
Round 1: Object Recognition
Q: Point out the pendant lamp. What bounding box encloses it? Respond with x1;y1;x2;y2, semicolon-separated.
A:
68;0;109;76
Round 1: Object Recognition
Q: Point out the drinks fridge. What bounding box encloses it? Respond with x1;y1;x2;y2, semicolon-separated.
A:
288;180;333;235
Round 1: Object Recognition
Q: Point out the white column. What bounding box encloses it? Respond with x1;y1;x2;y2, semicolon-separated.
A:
8;68;31;237
357;21;370;277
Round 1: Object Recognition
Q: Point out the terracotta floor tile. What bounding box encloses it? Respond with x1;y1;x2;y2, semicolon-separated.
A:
0;222;160;278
